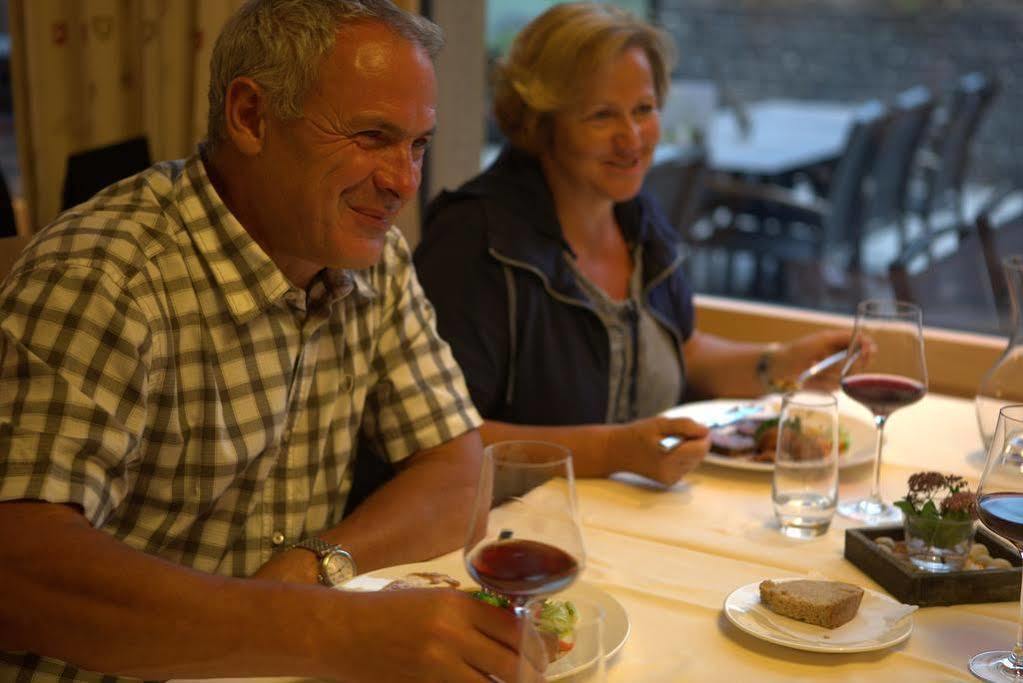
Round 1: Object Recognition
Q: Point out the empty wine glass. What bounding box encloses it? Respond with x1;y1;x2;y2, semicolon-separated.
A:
464;441;586;618
838;300;928;524
971;404;1023;681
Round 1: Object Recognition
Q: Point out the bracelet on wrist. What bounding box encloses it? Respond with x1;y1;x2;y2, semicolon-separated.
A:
756;343;794;393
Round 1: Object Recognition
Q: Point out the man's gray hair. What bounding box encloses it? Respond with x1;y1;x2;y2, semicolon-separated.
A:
206;0;443;149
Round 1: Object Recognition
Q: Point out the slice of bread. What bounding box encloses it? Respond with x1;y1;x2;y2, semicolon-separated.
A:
759;579;864;629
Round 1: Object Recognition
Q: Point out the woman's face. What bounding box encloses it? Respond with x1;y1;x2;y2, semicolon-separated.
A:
542;46;660;207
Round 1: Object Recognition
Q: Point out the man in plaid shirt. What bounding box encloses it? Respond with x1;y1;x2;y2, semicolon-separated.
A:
0;1;546;681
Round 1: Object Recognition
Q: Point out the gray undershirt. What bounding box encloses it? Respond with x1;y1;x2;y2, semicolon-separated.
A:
566;246;683;423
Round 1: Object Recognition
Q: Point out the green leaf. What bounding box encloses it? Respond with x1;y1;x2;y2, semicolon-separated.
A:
536;600;578;637
894;499;918;517
754;417;780;440
470;591;510;608
920;499;940;519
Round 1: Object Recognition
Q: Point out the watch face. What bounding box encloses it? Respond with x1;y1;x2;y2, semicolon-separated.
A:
322;551;355;586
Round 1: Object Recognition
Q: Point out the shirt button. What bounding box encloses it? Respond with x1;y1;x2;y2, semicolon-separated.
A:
271;531;286;546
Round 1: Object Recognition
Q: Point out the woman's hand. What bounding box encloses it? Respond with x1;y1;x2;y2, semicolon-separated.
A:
772;329;853;390
605;416;710;486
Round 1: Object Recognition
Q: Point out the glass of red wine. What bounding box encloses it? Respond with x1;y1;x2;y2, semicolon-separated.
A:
464;440;585;617
972;404;1023;681
838;300;927;524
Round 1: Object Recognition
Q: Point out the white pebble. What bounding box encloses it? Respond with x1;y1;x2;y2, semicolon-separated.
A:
989;558;1013;569
875;536;895;549
969;544;991;559
963;560;983;571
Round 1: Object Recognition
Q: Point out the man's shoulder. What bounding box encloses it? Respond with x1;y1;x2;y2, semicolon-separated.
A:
17;161;193;286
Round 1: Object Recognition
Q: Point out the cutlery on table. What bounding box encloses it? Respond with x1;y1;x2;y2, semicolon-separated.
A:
658;349;851;454
658;403;766;453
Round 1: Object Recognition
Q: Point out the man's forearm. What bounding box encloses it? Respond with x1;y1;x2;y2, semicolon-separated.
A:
256;430;484;583
0;501;355;680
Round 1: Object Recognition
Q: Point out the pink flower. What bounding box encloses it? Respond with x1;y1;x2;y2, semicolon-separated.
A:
941;491;977;518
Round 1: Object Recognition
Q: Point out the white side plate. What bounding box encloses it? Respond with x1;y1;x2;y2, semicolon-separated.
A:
723;579;914;653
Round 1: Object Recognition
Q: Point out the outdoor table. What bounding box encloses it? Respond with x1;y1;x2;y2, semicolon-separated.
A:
655;98;861;182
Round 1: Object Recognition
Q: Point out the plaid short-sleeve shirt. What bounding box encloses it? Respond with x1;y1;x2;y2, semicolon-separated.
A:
0;153;481;681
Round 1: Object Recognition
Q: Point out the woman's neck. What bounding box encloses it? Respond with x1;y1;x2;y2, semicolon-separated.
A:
541;162;619;260
540;158;633;299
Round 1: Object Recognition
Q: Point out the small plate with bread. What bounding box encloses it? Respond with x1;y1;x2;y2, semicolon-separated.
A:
663;398;875;472
724;578;915;653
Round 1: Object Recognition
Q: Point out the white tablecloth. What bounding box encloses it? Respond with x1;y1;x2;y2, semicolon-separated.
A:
181;392;1004;682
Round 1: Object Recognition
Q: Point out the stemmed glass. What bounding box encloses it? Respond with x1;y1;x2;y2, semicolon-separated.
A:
838;300;928;524
971;405;1023;681
464;441;586;618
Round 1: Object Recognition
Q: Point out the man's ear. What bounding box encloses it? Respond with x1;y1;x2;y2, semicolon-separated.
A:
223;77;268;156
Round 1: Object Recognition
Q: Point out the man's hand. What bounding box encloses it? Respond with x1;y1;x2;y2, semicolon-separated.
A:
605;416;710;485
336;588;547;682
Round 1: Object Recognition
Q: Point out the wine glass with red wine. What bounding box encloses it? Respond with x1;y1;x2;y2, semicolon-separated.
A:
464;441;585;617
971;404;1023;681
838;300;927;524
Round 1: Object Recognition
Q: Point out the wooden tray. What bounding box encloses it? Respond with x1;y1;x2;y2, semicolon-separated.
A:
844;525;1021;606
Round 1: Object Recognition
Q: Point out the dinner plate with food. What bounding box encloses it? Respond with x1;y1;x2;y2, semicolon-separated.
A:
723;578;915;653
663;397;875;472
340;558;630;680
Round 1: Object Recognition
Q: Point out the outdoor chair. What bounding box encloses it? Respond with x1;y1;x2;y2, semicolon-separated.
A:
974;187;1023;329
888;217;1000;335
693;100;891;305
867;85;936;250
912;72;999;231
642;148;708;241
61;136;152;211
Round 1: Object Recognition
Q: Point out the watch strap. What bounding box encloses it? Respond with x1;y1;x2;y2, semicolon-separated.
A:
292;536;335;558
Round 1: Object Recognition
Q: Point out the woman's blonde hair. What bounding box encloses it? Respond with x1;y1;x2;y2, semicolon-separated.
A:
492;2;675;155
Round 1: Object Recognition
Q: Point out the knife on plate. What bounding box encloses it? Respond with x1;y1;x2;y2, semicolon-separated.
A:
658;403;767;453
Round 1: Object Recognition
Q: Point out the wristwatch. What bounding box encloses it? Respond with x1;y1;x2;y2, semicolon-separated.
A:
291;537;357;587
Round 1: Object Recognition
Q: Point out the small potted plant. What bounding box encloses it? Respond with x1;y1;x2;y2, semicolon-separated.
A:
894;471;977;573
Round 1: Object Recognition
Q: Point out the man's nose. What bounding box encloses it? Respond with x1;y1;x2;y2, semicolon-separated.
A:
376;146;421;200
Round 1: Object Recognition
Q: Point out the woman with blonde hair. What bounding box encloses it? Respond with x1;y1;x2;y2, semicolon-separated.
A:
415;2;849;486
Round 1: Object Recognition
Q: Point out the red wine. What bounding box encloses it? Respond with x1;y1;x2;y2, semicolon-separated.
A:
979;493;1023;546
468;539;579;598
841;373;925;416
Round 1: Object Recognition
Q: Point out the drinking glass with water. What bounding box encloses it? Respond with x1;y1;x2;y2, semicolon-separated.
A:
772;391;840;539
